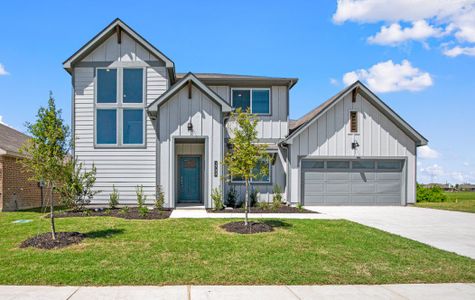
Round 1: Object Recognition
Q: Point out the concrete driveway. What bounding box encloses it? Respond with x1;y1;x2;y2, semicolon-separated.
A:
305;206;475;259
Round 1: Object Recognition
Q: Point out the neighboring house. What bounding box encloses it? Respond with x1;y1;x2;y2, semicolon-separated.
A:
459;184;475;192
423;183;452;191
0;124;43;211
63;19;427;207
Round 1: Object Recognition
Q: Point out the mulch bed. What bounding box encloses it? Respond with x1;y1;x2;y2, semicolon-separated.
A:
208;206;315;213
221;221;274;234
20;232;85;249
55;207;172;220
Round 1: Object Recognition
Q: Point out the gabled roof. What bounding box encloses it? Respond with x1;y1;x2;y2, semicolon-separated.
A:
285;81;428;146
176;73;298;89
147;72;233;113
62;18;175;80
0;124;30;157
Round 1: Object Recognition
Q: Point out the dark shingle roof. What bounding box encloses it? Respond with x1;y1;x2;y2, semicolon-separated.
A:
175;73;298;88
0;124;30;156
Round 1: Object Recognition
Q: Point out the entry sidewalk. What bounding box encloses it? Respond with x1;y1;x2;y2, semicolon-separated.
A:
1;284;474;299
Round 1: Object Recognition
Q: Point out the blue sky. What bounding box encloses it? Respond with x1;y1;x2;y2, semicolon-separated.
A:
0;0;474;183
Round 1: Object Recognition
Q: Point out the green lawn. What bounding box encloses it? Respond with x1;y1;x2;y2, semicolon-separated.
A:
0;211;474;285
416;192;475;213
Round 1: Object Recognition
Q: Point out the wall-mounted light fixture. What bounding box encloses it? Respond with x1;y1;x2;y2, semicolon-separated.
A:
351;141;360;150
187;122;193;131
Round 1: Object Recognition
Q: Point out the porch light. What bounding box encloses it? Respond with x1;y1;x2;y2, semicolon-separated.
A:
187;122;193;131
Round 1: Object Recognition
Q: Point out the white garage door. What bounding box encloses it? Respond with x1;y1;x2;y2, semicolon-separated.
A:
302;159;404;206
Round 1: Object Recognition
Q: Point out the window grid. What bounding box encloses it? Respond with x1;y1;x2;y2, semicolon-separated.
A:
95;67;145;148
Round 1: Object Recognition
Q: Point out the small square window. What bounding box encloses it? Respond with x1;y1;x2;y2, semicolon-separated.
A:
302;160;324;169
352;160;375;169
327;161;350;169
252;90;270;114
232;90;251;111
377;161;402;170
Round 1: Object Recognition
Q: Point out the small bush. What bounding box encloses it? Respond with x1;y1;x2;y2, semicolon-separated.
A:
296;203;304;212
138;206;149;217
417;184;448;202
272;184;283;210
155;185;165;210
250;188;259;207
257;201;270;210
119;206;129;215
109;185;119;209
136;185;146;208
211;187;224;211
104;208;111;215
226;186;237;208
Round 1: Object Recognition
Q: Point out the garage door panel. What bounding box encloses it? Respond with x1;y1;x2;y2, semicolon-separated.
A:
377;172;401;180
325;195;350;205
303;172;325;180
302;159;403;206
326;182;350;193
326;172;350;180
376;181;401;193
352;183;376;193
351;172;376;181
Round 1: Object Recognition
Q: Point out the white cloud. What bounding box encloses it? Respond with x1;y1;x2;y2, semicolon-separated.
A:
0;115;8;126
443;45;475;57
342;59;433;93
368;20;443;46
418;145;440;159
333;0;475;56
0;64;8;76
329;78;339;86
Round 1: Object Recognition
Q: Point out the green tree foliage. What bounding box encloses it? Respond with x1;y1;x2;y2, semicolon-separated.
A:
416;184;448;202
223;108;269;225
20;94;70;240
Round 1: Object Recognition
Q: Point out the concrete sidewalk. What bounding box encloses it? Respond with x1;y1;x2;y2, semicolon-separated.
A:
1;284;474;299
170;209;337;219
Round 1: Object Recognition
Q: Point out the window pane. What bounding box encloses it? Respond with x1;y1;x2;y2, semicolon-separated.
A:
327;161;350;169
97;109;117;144
352;160;375;169
377;160;402;170
123;109;144;144
123;69;143;103
252;159;270;182
97;69;117;103
302;160;324;169
232;90;250;111
252;90;270;114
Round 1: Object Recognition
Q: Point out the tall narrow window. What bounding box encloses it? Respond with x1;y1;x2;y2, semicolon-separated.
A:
95;68;145;146
350;111;358;133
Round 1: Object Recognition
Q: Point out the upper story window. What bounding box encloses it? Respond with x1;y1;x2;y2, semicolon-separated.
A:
231;157;271;183
231;88;270;114
95;68;145;147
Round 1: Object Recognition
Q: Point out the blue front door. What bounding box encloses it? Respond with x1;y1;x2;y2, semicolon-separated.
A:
178;156;202;203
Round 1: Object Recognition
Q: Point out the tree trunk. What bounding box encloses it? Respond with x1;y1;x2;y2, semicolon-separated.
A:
50;184;56;240
244;180;249;226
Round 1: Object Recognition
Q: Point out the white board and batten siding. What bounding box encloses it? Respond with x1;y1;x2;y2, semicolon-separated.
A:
73;31;168;204
209;85;289;139
289;93;417;204
158;85;223;208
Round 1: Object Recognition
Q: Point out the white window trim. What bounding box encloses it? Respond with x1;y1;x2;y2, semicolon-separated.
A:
231;87;271;115
94;67;146;148
230;157;272;184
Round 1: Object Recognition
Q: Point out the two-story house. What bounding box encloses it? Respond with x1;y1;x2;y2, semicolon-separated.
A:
63;19;427;208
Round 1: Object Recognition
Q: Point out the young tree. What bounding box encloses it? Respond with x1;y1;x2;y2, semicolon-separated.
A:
223;108;269;225
20;93;70;240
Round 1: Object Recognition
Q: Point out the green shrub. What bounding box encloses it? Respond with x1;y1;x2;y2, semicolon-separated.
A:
109;185;119;209
211;187;224;211
416;184;448;202
226;186;237;208
59;160;100;211
296;203;304;212
272;184;283;209
138;206;149;217
250;188;259;207
119;206;129;215
257;201;270;210
136;185;146;208
155;185;165;210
